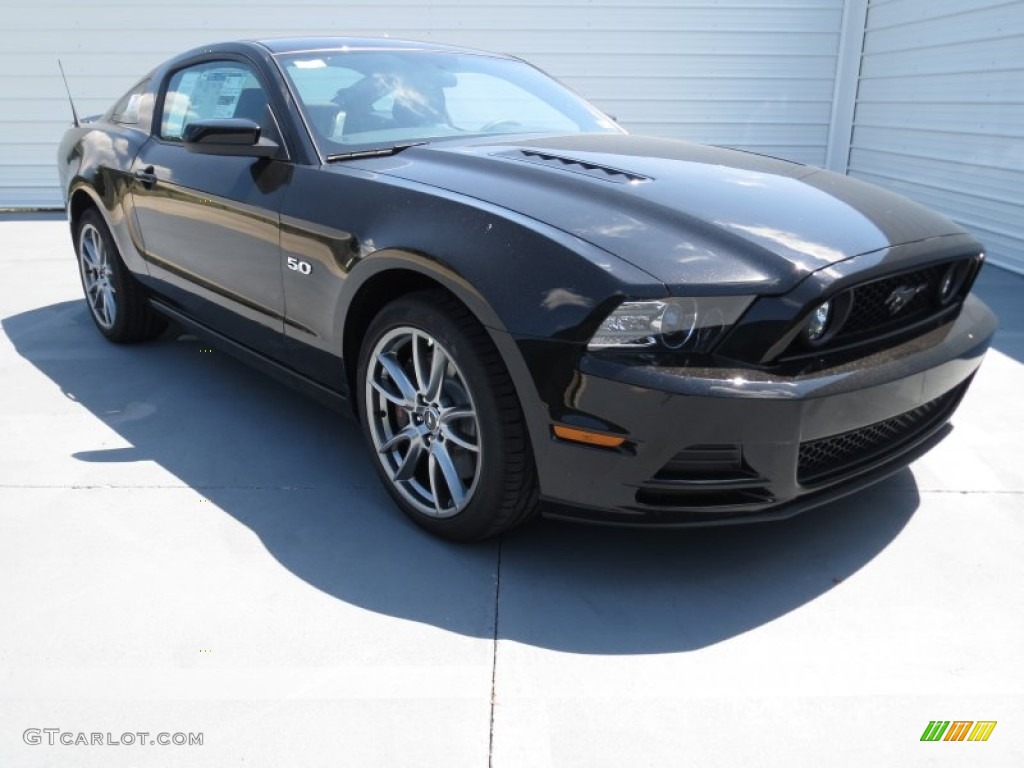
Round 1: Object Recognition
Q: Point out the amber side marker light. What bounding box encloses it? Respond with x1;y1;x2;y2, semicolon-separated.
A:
552;424;626;448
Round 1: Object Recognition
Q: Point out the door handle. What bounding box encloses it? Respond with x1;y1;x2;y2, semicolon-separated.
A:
134;166;157;189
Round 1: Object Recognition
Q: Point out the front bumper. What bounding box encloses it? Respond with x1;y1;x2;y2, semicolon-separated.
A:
520;294;997;526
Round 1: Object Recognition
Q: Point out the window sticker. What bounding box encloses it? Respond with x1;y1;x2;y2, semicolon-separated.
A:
190;70;248;120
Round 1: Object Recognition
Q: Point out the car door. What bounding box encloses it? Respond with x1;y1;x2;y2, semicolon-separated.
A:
131;58;291;353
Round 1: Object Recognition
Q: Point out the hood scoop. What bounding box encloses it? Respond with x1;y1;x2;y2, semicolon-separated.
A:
494;148;651;184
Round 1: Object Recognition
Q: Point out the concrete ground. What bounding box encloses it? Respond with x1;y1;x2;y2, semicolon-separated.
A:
0;213;1021;767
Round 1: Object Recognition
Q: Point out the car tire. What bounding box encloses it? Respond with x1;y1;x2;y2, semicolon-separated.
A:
76;208;167;342
357;290;539;541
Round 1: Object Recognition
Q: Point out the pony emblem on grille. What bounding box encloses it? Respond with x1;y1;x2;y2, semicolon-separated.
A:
885;282;928;314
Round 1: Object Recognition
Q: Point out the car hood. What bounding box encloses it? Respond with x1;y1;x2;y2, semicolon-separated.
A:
365;134;968;293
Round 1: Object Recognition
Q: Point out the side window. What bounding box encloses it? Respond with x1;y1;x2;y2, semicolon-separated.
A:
160;61;271;141
110;78;150;125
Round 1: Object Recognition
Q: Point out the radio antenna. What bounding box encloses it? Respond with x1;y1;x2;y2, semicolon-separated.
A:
57;59;80;127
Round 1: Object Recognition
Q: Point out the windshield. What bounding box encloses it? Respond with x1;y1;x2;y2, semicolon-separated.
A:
275;49;623;157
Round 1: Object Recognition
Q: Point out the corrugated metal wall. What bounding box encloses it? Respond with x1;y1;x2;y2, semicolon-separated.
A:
2;0;843;208
847;0;1024;273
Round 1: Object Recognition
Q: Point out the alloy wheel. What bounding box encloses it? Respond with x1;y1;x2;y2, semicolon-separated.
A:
78;222;117;330
364;326;482;519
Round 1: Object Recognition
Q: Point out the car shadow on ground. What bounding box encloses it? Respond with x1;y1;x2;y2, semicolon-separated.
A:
4;300;922;654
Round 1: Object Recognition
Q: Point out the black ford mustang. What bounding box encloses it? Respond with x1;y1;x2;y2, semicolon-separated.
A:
57;37;996;540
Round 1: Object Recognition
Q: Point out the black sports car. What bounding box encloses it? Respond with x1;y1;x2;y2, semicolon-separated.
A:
57;37;996;540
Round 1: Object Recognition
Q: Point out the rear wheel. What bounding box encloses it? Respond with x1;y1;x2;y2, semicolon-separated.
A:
76;208;166;342
356;291;538;540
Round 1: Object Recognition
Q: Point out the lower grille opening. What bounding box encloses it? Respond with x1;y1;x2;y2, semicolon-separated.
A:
652;444;755;483
798;382;967;485
635;487;774;509
639;444;773;508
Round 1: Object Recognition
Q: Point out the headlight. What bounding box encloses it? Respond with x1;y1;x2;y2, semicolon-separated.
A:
588;296;753;352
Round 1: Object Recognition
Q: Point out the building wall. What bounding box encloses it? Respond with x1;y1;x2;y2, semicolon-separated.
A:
845;0;1024;273
4;0;1022;272
1;0;844;207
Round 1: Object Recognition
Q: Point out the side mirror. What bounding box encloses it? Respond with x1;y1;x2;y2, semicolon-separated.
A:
183;118;280;158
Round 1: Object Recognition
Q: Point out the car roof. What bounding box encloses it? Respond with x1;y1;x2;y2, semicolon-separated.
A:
249;36;508;58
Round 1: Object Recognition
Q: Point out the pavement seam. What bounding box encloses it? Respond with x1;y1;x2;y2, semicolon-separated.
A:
488;534;503;768
917;489;1024;494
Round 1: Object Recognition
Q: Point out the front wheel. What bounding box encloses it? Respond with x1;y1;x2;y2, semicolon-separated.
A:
356;291;538;540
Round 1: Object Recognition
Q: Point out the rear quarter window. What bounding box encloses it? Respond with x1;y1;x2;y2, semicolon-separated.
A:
108;78;152;127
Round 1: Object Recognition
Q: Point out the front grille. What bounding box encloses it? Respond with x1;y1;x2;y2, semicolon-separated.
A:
834;263;949;342
777;255;981;364
797;383;966;485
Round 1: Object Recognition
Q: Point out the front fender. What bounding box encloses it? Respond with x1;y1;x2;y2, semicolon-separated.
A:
280;163;666;383
336;166;667;340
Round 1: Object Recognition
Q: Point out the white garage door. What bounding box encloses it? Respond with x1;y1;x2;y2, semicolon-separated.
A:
847;0;1024;273
1;0;843;208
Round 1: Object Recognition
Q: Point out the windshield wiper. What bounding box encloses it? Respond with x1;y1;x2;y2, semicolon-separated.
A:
325;142;427;162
